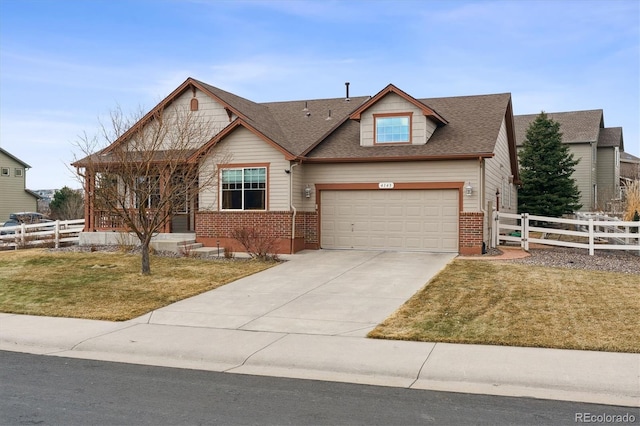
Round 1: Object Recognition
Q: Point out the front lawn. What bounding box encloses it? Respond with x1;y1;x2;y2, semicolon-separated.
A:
0;249;275;321
368;259;640;353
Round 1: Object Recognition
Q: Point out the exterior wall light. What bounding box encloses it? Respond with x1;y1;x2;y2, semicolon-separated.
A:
465;182;473;196
304;185;312;198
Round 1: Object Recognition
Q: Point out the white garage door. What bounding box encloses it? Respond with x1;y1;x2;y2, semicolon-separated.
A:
321;189;458;252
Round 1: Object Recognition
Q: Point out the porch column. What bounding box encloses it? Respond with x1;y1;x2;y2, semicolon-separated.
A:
84;170;95;232
160;168;171;233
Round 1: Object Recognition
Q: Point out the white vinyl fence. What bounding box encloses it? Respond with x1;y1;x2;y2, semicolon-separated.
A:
492;212;640;255
0;219;85;249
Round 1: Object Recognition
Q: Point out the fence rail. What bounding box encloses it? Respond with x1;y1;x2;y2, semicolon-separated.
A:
0;219;85;249
492;212;640;255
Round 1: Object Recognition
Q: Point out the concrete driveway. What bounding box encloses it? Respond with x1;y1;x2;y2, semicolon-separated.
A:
145;250;456;337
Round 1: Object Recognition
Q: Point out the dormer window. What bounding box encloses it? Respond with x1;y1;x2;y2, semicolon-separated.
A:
374;113;412;144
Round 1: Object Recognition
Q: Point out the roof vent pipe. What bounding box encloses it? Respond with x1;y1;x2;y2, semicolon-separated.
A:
345;82;350;101
302;101;308;111
326;109;332;120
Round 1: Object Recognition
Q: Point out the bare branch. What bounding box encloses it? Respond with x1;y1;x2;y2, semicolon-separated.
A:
72;103;226;274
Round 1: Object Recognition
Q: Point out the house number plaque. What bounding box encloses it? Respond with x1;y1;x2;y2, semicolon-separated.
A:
378;182;394;189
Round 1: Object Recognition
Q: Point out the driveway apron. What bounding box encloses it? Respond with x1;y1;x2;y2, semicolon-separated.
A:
147;250;456;337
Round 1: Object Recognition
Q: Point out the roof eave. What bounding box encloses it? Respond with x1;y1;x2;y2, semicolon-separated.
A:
300;153;494;164
0;147;31;168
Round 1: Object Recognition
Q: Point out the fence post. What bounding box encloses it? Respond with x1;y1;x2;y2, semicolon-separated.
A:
522;213;529;251
55;220;60;249
20;223;26;247
588;219;594;256
492;210;498;248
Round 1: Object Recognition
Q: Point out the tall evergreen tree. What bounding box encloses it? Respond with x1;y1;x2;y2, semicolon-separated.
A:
518;112;582;216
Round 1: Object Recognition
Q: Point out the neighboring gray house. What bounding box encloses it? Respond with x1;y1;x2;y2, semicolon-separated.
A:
0;147;40;221
514;110;626;212
596;127;623;208
75;78;521;255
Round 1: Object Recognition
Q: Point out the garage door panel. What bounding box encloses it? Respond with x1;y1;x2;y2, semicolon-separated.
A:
442;223;458;232
321;189;459;252
405;221;423;232
443;190;458;201
405;206;422;216
370;206;386;216
354;206;370;216
387;206;403;216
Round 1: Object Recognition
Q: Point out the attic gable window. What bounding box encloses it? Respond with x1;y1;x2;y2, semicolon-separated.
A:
374;113;412;144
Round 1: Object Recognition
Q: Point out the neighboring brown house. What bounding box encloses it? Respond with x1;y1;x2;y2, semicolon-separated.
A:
514;110;629;211
74;78;521;254
0;147;40;221
620;151;640;185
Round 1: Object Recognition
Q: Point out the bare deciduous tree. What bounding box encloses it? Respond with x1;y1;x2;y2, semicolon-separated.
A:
73;105;224;275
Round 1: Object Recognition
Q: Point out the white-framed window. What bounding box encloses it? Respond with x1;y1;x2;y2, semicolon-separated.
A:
374;113;411;144
14;168;23;177
1;167;9;177
221;167;266;210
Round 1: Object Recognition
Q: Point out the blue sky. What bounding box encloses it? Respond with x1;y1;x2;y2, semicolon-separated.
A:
1;0;638;190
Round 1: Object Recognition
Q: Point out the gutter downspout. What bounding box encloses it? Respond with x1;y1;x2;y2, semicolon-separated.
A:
290;162;299;254
478;157;488;250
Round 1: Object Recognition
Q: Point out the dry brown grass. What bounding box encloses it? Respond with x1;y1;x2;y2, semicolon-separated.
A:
0;249;274;321
623;180;640;221
368;259;640;353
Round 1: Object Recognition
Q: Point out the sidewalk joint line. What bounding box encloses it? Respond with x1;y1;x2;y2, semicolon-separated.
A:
409;342;438;388
224;333;290;372
69;323;140;351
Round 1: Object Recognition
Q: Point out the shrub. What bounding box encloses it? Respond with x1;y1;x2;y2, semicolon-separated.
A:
231;227;279;261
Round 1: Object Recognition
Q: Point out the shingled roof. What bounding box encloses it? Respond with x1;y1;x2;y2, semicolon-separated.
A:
514;110;604;145
305;93;513;160
190;79;371;158
261;96;370;156
597;127;624;150
84;78;515;165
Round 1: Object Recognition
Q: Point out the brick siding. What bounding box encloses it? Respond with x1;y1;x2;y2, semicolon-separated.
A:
195;210;318;254
459;211;484;255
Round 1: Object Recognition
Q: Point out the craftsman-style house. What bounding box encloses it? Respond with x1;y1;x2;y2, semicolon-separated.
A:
74;78;521;254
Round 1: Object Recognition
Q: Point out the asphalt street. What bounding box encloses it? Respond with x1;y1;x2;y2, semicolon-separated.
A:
2;351;638;426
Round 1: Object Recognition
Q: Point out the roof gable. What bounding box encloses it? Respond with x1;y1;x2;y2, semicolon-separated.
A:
349;84;448;126
0;147;31;168
597;127;624;150
101;77;265;155
188;119;296;162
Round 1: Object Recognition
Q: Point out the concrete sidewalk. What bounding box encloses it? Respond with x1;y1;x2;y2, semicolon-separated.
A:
1;250;638;407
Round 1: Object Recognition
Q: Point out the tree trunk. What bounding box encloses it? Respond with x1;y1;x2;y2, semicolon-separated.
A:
141;238;151;275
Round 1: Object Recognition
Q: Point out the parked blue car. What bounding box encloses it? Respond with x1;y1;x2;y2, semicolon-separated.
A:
1;212;52;235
